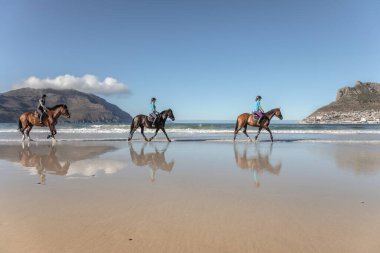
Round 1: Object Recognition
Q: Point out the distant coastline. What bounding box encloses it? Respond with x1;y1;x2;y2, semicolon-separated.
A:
302;81;380;124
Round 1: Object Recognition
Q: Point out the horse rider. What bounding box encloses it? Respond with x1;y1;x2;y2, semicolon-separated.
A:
253;95;265;126
150;97;159;127
37;94;49;124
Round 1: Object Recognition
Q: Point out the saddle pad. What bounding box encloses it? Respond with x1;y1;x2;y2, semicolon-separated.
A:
147;114;155;122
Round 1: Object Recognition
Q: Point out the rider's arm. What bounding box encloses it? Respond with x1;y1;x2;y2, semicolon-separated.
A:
259;105;264;113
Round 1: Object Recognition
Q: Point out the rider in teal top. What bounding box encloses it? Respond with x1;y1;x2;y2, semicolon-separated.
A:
150;97;158;126
253;95;264;125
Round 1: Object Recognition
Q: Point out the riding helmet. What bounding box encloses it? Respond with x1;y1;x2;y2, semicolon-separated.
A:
42;94;47;98
256;95;262;100
151;97;157;102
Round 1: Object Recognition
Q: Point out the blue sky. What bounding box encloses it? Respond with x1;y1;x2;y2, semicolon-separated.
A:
1;0;379;120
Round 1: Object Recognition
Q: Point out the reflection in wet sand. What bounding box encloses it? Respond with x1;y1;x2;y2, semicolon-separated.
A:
234;143;281;187
333;145;380;175
19;146;70;184
129;142;174;182
0;144;121;183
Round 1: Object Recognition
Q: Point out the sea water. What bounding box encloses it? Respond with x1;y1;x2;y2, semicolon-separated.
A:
2;120;380;143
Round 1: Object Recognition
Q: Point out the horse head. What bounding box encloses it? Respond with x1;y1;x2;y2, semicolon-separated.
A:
274;108;283;120
61;104;71;118
162;109;175;121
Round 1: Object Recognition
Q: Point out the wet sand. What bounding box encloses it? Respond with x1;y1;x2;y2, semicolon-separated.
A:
1;141;380;253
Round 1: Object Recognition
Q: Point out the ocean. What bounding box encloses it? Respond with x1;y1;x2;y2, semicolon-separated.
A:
2;120;380;143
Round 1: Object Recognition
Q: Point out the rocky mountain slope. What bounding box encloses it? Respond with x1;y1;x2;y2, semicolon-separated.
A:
302;81;380;124
0;88;132;123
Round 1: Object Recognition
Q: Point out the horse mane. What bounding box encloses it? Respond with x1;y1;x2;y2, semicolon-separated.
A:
160;108;172;114
265;108;280;114
48;104;67;110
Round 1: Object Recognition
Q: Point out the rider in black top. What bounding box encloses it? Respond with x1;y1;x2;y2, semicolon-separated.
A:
37;94;48;124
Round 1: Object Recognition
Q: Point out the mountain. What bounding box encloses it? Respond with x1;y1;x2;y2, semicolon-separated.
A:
302;81;380;124
0;88;132;123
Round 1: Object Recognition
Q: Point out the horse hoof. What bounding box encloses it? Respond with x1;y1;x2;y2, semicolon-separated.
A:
168;139;172;142
127;138;131;141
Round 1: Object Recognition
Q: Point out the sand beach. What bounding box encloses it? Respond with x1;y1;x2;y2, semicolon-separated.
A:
1;140;380;253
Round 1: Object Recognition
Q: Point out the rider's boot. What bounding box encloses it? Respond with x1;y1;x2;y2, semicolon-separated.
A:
257;117;262;126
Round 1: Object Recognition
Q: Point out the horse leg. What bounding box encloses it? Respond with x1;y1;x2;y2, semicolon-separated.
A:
128;126;138;141
47;122;56;139
233;127;241;141
21;130;26;141
140;126;149;142
26;126;33;141
266;127;274;142
162;128;171;142
242;127;252;142
149;128;159;142
255;127;262;141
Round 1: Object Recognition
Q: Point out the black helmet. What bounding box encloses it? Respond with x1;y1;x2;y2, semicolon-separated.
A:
256;95;262;100
151;97;156;102
42;94;47;98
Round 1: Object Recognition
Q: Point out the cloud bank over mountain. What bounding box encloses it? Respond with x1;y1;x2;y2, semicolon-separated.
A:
12;74;128;96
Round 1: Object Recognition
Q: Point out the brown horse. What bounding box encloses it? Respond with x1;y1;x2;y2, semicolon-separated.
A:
128;109;175;142
234;108;283;142
18;104;71;141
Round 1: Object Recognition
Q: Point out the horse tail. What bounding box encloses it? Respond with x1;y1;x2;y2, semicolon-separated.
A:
234;118;239;133
18;118;24;132
129;118;135;133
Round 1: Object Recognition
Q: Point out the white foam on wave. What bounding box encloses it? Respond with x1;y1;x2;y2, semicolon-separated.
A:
1;137;380;144
2;127;380;135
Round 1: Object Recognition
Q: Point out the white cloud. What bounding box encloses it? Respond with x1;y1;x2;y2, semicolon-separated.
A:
12;74;128;95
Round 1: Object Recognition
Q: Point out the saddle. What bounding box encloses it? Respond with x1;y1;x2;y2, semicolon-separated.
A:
148;113;160;123
253;113;260;120
34;111;47;120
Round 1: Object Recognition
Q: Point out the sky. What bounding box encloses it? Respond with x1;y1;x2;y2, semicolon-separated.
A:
1;0;380;120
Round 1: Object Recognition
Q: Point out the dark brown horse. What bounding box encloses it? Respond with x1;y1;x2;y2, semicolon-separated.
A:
234;108;283;142
18;104;71;141
128;109;175;142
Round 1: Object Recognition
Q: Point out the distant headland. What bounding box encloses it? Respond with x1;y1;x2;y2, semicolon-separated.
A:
302;81;380;124
0;88;132;123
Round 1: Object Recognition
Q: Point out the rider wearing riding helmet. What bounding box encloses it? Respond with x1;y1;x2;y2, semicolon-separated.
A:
253;95;264;125
37;94;49;124
150;97;158;127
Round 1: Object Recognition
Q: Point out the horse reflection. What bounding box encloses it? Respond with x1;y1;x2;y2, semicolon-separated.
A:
234;143;281;187
129;142;174;182
19;146;70;184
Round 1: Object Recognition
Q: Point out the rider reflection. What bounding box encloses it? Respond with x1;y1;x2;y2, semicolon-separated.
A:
19;145;70;185
233;143;281;187
128;142;174;182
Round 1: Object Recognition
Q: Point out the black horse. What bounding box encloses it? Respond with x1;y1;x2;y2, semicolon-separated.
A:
128;109;175;142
